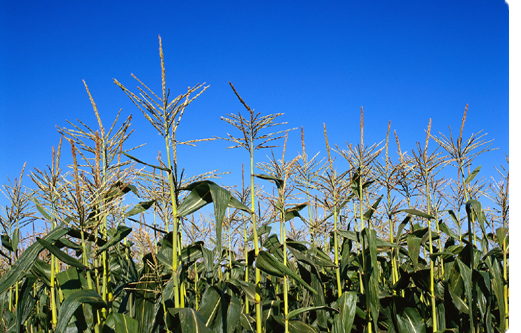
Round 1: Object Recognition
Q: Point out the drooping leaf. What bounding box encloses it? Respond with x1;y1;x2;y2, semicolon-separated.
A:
247;224;272;242
285;203;308;221
1;234;12;252
33;198;52;221
134;253;159;333
177;181;249;257
254;173;283;189
56;268;83;299
262;234;285;262
104;181;138;201
439;221;459;240
227;279;256;303
124;200;156;218
256;251;317;294
486;256;506;331
287;320;321;333
364;228;380;328
464;165;481;184
30;259;52;287
363;196;382;221
399;209;434;220
0;226;69;295
332;291;357;333
96;225;132;255
286;306;337;320
16;277;37;333
37;238;87;270
496;227;508;246
55;289;106;333
123;152;170;172
55;238;83;253
391;296;426;333
168;307;214;333
407;235;422;271
12;228;19;253
102;313;139;333
208;181;231;257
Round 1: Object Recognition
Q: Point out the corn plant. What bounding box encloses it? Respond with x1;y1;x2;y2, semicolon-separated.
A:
0;40;508;333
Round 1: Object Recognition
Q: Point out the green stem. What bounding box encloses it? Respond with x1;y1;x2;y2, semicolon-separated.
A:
249;146;262;333
165;133;181;308
424;172;437;332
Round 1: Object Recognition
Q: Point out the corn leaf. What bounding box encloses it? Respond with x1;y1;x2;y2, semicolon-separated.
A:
332;291;357;333
55;289;106;333
96;225;132;255
124;200;156;218
123;152;170;172
168;307;214;333
0;226;69;295
37;238;87;270
256;251;317;294
103;313;139;333
464;165;481;184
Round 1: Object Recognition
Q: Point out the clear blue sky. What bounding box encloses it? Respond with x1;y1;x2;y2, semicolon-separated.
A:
0;1;509;207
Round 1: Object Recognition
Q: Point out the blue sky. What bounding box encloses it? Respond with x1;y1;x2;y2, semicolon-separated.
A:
0;1;509;209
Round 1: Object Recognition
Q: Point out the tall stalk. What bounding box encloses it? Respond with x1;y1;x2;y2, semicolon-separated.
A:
115;35;209;308
358;109;371;333
323;124;342;298
219;82;287;332
423;119;437;332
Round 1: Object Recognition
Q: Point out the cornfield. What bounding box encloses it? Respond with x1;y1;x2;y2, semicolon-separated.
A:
0;37;508;333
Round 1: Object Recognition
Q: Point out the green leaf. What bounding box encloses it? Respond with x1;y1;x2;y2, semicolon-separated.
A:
496;227;508;246
0;226;69;295
447;209;460;227
12;228;19;253
227;279;256;303
1;234;12;252
254;173;283;189
486;256;506;331
286;306;337;320
396;215;411;242
285;203;308;221
447;260;469;314
33;198;51;221
256;251;317;294
55;289;106;333
465;199;483;224
16;277;37;333
332;291;357;333
102;313;138;333
464;165;481;184
123;152;170;172
399;209;434;220
55;238;83;253
208;181;231;257
391;296;426;333
104;181;138;200
124;200;156;217
168;308;214;333
364;228;380;327
407;235;422;271
363;196;382;221
37;238;87;270
287;320;321;333
56;268;83;299
439;221;459;240
248;225;272;242
177;181;249;259
30;259;51;287
96;225;132;255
